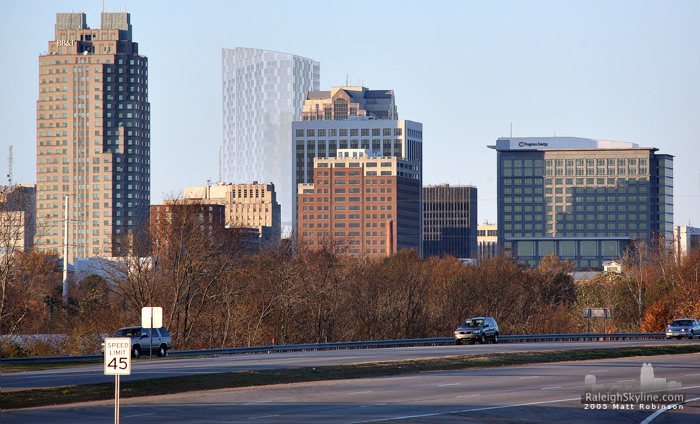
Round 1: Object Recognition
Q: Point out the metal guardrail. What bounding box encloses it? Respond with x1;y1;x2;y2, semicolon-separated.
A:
0;332;667;364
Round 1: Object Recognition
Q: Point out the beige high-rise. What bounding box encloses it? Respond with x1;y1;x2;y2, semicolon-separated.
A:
184;182;281;248
36;12;150;258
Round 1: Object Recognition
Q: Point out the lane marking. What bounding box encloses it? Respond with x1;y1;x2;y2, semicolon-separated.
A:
360;404;387;408
438;383;461;387
123;413;155;418
457;394;480;398
348;396;580;423
519;376;540;379
348;391;373;395
541;386;562;390
249;415;280;420
684;373;700;376
244;400;272;405
616;379;635;382
641;395;700;424
588;370;608;373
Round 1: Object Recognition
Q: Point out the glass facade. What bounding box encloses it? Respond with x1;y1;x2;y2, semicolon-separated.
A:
493;138;673;270
221;48;319;224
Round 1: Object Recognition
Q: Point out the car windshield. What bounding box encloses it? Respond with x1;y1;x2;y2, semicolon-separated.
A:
670;320;693;327
115;328;141;337
463;319;484;327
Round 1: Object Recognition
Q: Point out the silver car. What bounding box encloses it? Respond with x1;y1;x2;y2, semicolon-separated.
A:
665;319;700;339
113;326;172;358
454;317;499;345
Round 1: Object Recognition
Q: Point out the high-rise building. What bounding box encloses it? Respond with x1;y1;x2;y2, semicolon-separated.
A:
422;184;477;259
221;48;319;226
490;137;673;270
297;149;421;258
36;12;150;258
292;87;422;235
184;182;281;249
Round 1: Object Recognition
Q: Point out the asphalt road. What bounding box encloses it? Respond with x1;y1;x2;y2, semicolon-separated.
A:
3;338;699;392
2;353;699;423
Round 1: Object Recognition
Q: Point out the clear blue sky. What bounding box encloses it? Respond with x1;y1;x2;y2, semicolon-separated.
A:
2;1;699;226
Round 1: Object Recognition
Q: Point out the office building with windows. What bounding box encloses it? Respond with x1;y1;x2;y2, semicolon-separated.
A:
490;137;673;270
36;12;150;258
292;87;422;237
221;48;319;226
477;221;498;261
184;182;281;249
422;184;477;259
297;149;421;258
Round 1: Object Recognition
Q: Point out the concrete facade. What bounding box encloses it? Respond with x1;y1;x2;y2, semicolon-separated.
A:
675;225;700;258
36;12;150;258
184;182;281;248
297;149;421;258
477;221;498;261
490;137;673;270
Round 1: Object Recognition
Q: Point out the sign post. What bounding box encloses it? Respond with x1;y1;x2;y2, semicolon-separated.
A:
583;308;612;334
104;337;131;424
141;307;163;359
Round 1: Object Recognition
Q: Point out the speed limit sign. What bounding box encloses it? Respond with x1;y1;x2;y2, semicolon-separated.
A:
104;337;132;375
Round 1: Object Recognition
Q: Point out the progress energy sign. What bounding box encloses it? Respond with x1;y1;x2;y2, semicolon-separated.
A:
104;337;132;375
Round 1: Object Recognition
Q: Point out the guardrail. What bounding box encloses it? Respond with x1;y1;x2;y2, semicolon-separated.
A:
0;332;667;364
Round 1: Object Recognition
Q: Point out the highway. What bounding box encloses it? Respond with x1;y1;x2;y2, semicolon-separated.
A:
2;352;699;423
3;338;699;391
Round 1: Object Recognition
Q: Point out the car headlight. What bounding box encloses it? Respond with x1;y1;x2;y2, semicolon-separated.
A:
474;330;481;334
681;328;686;332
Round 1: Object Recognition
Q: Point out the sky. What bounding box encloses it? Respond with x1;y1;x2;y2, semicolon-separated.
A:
1;0;699;227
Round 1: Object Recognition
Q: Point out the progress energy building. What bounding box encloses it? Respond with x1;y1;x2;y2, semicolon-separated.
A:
490;137;673;270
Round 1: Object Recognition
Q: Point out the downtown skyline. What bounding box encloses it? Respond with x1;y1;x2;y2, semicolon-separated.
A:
1;1;698;227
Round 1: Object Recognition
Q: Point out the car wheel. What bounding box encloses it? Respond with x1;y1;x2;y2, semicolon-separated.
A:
455;339;462;345
158;345;167;357
493;333;499;344
132;345;141;359
480;334;486;344
666;336;671;340
689;332;695;340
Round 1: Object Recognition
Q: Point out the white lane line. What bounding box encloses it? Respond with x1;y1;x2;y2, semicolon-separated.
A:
588;370;608;373
348;397;580;423
641;395;700;424
438;383;461;387
348;391;373;395
616;379;635;382
541;386;562;390
249;415;280;420
123;413;155;418
684;373;700;376
244;400;272;405
519;376;540;379
457;394;480;398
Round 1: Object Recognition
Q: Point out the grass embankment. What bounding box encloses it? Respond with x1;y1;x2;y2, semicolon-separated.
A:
3;344;700;410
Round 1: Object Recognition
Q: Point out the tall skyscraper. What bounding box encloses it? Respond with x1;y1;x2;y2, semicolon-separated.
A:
490;137;673;270
422;184;477;259
221;48;319;226
36;12;150;258
292;86;422;249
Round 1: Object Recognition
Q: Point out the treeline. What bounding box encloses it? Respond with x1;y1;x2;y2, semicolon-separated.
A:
1;201;699;356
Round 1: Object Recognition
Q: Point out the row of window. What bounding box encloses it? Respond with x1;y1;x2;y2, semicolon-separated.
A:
296;128;402;137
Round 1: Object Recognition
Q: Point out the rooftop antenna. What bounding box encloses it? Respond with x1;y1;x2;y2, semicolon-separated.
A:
7;145;12;185
346;74;349;86
510;122;512;138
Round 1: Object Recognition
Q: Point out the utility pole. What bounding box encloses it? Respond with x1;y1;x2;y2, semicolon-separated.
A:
63;195;70;304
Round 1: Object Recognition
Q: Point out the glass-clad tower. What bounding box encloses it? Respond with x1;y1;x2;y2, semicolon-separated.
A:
221;48;319;225
490;137;673;270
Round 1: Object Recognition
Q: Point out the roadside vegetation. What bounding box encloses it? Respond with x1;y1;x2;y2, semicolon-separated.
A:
2;194;699;357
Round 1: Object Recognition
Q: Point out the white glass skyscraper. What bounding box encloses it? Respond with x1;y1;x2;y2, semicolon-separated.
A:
221;48;319;225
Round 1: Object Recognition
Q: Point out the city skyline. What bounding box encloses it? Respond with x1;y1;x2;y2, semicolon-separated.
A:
2;1;698;227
